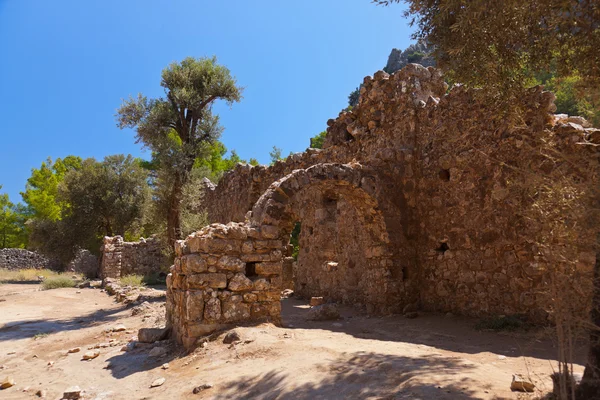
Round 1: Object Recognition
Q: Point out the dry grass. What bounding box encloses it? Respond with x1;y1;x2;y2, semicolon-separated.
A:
120;274;145;288
0;269;82;291
0;268;68;283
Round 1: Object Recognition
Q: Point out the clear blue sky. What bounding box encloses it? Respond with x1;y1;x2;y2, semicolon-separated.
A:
0;0;413;202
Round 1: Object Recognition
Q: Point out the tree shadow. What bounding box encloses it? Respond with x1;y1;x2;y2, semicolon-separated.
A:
0;306;123;342
102;340;184;380
281;298;588;365
212;351;487;399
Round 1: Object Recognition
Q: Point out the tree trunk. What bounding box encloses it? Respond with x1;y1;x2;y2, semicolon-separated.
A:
167;174;184;249
577;232;600;399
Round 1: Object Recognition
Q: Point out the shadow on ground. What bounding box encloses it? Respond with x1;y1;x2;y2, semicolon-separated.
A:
0;306;123;341
212;351;488;400
281;298;587;365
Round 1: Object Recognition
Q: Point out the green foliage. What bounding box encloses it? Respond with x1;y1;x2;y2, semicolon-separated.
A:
120;274;146;287
0;187;27;248
542;74;599;126
348;87;361;107
289;222;301;260
41;276;76;290
309;131;327;149
406;50;425;63
269;146;283;165
249;158;260;166
21;156;82;221
375;0;600;110
28;155;150;264
116;56;243;245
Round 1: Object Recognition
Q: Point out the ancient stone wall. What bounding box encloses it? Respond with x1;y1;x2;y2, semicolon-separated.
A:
0;248;54;270
167;223;283;348
100;236;167;279
167;64;600;347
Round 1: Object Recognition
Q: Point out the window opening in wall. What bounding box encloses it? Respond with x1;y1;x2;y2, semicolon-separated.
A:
435;242;450;253
439;169;451;181
246;262;257;278
289;221;301;260
402;266;409;281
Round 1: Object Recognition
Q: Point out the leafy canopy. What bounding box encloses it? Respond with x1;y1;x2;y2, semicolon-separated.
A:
21;156;82;221
374;0;600;106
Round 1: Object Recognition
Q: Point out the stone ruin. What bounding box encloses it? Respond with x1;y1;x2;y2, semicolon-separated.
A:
0;248;55;270
99;236;167;279
166;64;600;348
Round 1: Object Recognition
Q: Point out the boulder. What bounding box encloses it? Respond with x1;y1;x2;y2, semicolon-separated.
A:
310;297;325;306
150;377;166;388
511;374;535;392
138;327;169;343
82;350;99;360
0;376;15;389
306;304;340;321
62;386;82;399
223;330;241;344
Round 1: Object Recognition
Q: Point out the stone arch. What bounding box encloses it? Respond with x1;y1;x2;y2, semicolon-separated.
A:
249;163;399;312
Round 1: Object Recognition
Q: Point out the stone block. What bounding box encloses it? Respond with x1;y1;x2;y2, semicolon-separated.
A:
185;291;204;321
256;262;282;276
188;273;227;289
228;273;254;291
222;300;251;322
218;256;245;272
204;298;222;322
181;254;208;274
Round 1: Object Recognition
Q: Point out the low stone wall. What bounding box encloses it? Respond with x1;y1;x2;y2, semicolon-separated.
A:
167;223;282;348
0;248;53;270
99;236;167;279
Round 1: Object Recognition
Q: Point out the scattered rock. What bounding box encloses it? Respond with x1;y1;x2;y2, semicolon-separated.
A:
82;350;100;360
445;312;454;318
35;389;46;397
47;361;54;367
0;376;15;389
150;377;166;388
161;363;169;370
192;383;213;394
281;289;294;298
112;324;127;332
223;330;241;344
306;304;340;321
89;280;102;288
511;374;535;392
149;346;167;357
404;311;419;319
138;327;169;343
332;322;343;328
62;386;82;399
310;297;325;306
68;347;81;354
78;281;91;289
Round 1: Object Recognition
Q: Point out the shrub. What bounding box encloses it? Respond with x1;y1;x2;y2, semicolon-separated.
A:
120;274;145;287
41;276;76;290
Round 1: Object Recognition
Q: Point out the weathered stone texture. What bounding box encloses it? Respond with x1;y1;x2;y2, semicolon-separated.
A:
0;248;54;270
167;64;599;348
99;236;167;279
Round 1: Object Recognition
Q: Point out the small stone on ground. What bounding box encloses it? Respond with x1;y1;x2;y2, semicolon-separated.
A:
82;350;100;360
150;377;166;388
511;374;535;392
223;330;241;344
62;385;82;399
193;383;213;394
1;376;15;389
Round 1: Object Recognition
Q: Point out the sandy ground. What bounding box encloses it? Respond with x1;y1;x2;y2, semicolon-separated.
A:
0;283;587;400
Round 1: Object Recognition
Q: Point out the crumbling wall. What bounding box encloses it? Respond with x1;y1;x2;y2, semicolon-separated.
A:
167;64;599;348
100;236;167;279
167;222;283;348
0;248;54;270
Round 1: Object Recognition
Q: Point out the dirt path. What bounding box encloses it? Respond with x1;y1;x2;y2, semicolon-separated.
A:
0;284;585;399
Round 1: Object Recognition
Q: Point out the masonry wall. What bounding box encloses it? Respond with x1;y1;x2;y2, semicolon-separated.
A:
100;236;167;279
167;64;599;347
0;248;54;270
